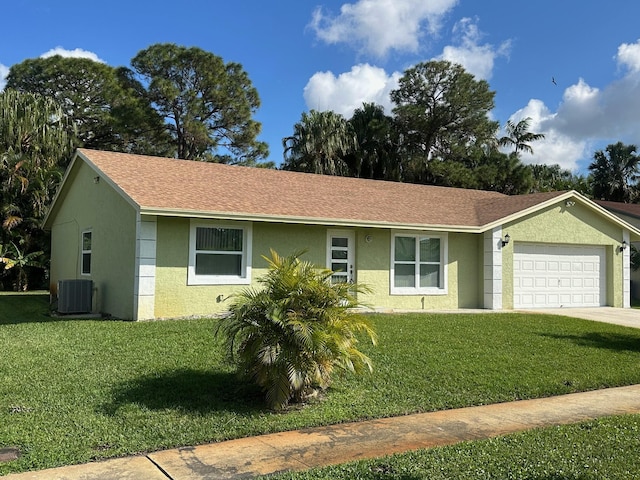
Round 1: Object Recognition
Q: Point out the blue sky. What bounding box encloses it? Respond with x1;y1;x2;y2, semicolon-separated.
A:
3;1;640;173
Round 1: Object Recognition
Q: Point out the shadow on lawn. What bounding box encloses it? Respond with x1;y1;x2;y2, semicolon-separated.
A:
541;331;640;353
102;368;267;415
0;293;56;325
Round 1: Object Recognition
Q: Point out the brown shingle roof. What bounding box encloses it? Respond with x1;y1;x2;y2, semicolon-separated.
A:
595;200;640;219
75;149;568;230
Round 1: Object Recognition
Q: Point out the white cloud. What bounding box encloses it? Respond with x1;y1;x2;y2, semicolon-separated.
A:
616;39;640;72
437;18;510;80
505;38;640;171
310;0;459;57
40;47;104;63
0;63;8;91
506;100;590;171
304;63;400;117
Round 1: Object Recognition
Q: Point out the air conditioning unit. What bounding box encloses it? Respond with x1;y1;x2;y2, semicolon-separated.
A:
58;279;93;314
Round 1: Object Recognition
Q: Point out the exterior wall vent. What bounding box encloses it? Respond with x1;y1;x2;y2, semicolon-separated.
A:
58;279;93;314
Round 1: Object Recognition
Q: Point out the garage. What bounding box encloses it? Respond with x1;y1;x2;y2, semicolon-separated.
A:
513;243;606;308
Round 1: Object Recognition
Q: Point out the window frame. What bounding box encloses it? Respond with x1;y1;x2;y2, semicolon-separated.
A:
390;231;448;295
187;221;252;285
81;230;92;276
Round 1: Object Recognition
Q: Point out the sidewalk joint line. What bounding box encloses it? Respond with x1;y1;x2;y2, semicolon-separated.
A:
146;454;174;480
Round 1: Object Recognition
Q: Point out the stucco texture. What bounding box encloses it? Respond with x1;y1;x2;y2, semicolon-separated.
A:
153;220;329;318
501;202;625;308
153;219;482;317
49;161;137;319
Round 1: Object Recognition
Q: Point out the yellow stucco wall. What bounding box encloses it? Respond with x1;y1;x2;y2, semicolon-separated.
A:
153;219;482;317
49;161;137;319
501;202;625;308
153;219;329;317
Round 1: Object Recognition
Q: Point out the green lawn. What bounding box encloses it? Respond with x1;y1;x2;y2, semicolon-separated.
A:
266;415;640;479
1;293;640;475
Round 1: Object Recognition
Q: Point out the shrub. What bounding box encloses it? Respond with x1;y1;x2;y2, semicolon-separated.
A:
216;250;377;409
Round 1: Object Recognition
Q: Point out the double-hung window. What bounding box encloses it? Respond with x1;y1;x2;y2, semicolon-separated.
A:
188;221;252;285
81;230;92;275
391;232;447;294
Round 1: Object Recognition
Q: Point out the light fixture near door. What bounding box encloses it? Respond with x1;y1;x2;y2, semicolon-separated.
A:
365;234;373;243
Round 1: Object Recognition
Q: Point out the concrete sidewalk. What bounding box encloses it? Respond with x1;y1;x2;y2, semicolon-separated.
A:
4;384;640;480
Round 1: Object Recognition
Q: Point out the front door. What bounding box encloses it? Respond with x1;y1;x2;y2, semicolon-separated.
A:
327;230;355;284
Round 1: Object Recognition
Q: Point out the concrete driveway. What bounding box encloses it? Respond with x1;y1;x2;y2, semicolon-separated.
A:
519;307;640;329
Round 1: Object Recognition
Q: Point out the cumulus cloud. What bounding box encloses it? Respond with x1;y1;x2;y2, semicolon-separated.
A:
505;99;591;171
310;0;459;57
40;47;104;63
304;63;401;117
506;39;640;171
438;18;510;80
0;63;8;91
616;39;640;72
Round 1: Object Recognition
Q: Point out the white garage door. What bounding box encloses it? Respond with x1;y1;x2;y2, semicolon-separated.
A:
513;243;606;308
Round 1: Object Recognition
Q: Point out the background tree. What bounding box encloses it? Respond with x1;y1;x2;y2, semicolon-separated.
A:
390;60;498;182
589;142;640;202
282;110;355;175
498;117;545;155
6;56;171;156
217;250;377;410
345;103;400;181
131;43;268;163
0;89;75;289
528;164;590;194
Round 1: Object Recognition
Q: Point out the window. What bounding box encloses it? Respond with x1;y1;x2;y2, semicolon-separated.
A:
81;230;92;275
188;222;252;285
391;232;447;294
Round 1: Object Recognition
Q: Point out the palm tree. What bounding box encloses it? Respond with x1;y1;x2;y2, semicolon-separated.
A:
216;250;377;409
282;110;355;175
346;103;400;181
528;164;590;194
0;89;76;289
1;242;44;291
589;142;640;202
498;117;545;155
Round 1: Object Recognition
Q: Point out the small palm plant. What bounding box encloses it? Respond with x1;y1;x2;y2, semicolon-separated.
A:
216;249;377;410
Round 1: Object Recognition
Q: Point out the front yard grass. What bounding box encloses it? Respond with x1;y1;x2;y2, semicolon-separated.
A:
266;415;640;479
1;293;640;475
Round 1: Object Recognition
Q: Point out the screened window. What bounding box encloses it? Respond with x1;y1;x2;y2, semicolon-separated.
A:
81;230;92;275
391;232;446;294
188;222;252;285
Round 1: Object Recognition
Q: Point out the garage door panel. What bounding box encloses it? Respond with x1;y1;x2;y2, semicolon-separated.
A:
514;243;605;308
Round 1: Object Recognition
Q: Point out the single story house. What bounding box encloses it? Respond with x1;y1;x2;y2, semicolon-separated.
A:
43;149;640;320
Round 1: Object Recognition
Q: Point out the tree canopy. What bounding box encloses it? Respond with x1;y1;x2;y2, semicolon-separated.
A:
390;60;498;182
589;142;640;202
0;89;76;289
131;43;268;163
6;56;171;156
282;110;355;175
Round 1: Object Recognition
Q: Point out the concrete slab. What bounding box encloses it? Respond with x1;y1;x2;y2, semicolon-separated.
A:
521;307;640;328
1;455;167;480
148;384;640;480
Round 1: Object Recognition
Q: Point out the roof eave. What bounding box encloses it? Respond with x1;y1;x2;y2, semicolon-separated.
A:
138;207;484;233
480;190;640;240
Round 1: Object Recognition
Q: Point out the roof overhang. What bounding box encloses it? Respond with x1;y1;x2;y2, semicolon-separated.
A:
479;190;640;240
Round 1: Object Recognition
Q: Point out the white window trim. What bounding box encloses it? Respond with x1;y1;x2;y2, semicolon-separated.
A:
187;221;252;285
390;231;448;295
81;229;92;276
